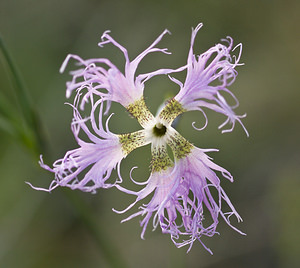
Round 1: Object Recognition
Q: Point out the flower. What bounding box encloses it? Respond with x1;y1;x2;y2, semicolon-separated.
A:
30;23;248;252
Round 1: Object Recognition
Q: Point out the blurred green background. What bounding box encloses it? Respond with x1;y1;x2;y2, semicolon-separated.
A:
0;0;299;267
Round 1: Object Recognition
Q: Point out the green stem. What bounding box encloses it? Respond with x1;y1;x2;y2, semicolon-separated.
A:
0;91;35;149
0;34;45;156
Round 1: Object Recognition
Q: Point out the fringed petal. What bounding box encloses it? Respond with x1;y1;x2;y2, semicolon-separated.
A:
114;146;244;253
60;29;181;112
173;24;248;136
31;92;126;193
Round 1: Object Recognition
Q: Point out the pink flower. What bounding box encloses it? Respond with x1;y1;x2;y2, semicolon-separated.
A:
30;23;248;252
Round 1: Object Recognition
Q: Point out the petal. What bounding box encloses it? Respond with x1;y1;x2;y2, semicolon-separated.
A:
31;92;126;193
115;143;244;253
172;24;247;135
61;30;179;113
38;139;124;193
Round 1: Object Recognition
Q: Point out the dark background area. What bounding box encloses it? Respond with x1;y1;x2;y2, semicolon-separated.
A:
0;0;299;267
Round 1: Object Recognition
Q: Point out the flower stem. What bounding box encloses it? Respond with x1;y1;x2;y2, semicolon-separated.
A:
0;34;46;156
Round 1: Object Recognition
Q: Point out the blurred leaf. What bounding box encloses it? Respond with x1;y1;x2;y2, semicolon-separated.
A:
0;116;16;137
0;34;45;156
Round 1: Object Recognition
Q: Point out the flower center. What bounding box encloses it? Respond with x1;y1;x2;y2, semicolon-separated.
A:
152;123;167;137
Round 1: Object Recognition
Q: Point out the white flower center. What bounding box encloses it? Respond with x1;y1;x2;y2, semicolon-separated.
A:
145;118;176;148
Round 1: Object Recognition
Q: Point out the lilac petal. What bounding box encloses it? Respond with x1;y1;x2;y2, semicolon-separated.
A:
61;29;187;112
34;92;126;193
114;145;243;253
173;23;248;135
130;29;171;72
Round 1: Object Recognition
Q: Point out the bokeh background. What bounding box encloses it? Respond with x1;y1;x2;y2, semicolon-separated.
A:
0;0;299;267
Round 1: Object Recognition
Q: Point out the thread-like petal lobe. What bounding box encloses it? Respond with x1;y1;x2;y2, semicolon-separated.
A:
116;146;244;252
173;23;248;135
32;93;126;193
60;30;177;112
